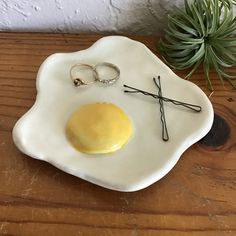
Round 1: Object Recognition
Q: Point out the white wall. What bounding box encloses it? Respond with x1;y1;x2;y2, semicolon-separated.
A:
0;0;183;35
0;0;235;35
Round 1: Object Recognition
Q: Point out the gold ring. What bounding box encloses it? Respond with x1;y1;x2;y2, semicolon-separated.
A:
70;63;97;87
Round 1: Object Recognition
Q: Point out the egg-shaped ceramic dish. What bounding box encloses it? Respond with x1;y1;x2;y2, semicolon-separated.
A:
12;36;214;192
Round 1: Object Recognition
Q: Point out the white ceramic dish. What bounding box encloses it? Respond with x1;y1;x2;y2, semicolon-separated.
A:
12;36;214;192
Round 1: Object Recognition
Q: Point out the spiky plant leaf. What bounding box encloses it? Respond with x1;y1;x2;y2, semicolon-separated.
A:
159;0;236;90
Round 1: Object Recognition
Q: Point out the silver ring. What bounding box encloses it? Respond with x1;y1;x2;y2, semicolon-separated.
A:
93;62;120;85
70;63;97;87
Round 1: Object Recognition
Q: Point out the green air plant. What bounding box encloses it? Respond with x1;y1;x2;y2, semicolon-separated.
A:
159;0;236;90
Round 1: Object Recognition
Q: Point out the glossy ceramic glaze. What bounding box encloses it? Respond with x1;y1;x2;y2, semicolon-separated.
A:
12;36;214;191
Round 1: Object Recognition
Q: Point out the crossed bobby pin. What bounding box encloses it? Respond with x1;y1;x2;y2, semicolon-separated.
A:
123;76;202;142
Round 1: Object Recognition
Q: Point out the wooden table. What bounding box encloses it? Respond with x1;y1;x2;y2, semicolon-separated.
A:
0;33;235;236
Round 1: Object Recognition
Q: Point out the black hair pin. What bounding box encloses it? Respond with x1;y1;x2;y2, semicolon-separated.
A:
123;76;202;141
154;76;169;141
123;84;202;112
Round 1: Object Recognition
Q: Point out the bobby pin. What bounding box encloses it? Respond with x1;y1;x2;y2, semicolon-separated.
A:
123;85;202;113
154;76;169;141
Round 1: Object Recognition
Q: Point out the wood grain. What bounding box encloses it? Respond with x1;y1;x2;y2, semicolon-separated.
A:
0;32;236;236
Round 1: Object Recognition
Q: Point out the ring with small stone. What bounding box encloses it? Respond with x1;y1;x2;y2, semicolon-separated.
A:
93;62;120;85
70;63;97;87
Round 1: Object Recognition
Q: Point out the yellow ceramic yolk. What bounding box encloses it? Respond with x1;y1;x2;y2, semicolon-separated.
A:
66;103;133;154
